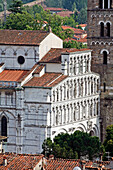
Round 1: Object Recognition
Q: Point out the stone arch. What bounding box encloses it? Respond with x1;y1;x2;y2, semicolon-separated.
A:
93;124;99;137
53;128;68;139
76;123;87;132
5;47;14;56
100;49;109;55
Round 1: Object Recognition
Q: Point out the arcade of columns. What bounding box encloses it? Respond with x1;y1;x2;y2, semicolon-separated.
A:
51;53;100;127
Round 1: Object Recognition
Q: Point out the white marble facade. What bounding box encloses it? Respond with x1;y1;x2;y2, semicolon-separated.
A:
0;30;100;154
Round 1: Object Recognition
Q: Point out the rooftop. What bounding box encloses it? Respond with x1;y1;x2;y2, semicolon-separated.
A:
24;72;67;88
0;30;49;46
0;153;44;170
56;11;74;17
0;69;28;82
39;48;90;64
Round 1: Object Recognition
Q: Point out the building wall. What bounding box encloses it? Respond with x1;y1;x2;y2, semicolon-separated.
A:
0;45;39;70
39;33;63;60
87;0;113;141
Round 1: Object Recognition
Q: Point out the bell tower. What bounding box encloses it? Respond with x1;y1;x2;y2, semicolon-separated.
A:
87;0;113;141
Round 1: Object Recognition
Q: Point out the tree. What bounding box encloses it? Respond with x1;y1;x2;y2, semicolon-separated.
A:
103;125;113;158
4;11;35;30
42;131;101;160
9;0;23;13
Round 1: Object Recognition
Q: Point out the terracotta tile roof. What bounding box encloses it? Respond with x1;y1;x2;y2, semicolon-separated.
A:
39;48;91;64
0;69;28;82
76;24;87;28
44;7;64;11
0;30;49;46
24;73;67;87
0;153;44;170
39;48;67;63
47;159;81;170
62;26;86;34
63;48;90;53
56;11;74;17
33;64;45;74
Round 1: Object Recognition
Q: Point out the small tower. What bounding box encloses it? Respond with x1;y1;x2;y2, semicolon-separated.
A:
87;0;113;141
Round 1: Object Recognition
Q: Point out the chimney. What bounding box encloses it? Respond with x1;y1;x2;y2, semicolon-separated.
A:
3;156;7;166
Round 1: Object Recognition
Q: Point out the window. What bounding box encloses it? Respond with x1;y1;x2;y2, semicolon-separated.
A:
110;0;112;8
104;0;108;8
99;0;112;9
103;51;107;64
103;83;106;92
5;92;13;106
18;56;25;65
1;116;7;141
106;22;110;37
100;22;104;37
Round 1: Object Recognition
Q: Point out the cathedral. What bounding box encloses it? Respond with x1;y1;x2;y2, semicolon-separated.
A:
87;0;113;141
0;29;100;154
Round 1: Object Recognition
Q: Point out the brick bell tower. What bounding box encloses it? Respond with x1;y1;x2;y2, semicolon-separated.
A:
87;0;113;141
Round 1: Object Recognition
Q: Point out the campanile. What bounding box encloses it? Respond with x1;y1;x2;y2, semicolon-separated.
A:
87;0;113;141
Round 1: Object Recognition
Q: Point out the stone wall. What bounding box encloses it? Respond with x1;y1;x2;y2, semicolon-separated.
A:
87;0;113;141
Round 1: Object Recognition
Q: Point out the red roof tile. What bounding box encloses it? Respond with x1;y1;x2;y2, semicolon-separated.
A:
39;48;91;64
33;64;45;74
56;11;74;17
62;26;86;34
76;24;87;28
0;153;44;170
39;48;67;63
47;159;81;170
24;73;67;87
0;69;28;82
0;30;49;46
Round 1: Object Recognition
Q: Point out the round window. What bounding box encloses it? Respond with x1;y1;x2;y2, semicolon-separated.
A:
18;56;25;65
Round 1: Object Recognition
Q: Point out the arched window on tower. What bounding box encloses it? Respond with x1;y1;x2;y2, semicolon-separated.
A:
99;0;103;8
100;22;104;37
106;22;110;37
110;0;112;8
103;51;107;64
1;116;7;141
104;0;108;8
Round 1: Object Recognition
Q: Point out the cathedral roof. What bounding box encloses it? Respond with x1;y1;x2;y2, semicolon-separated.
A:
39;48;91;63
24;73;67;88
0;30;49;46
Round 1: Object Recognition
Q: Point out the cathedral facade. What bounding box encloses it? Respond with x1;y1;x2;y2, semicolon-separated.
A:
0;30;100;154
87;0;113;141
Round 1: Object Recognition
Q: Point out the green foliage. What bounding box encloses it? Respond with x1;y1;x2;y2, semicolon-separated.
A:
9;0;23;13
0;3;3;12
45;0;87;12
42;131;101;160
63;40;87;49
4;11;35;29
103;125;113;159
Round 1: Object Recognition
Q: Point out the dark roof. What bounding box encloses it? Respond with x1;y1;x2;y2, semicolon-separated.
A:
0;30;49;46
